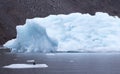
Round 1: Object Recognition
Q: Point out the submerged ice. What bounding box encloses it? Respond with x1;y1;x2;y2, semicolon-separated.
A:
4;12;120;52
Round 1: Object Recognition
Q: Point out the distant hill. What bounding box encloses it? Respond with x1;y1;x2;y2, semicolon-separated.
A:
0;0;120;45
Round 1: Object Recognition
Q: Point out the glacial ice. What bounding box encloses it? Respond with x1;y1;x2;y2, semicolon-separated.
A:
4;20;58;52
4;12;120;52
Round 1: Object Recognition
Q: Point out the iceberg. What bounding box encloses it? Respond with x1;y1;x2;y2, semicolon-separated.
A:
4;12;120;52
4;20;58;53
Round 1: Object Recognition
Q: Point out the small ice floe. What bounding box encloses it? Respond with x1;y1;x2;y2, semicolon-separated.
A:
3;64;48;69
27;60;35;63
27;60;36;65
45;53;55;56
69;60;74;63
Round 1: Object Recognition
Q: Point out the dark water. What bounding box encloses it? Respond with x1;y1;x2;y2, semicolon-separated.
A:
0;53;120;74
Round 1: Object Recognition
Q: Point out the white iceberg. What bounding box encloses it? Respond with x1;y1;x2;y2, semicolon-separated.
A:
4;20;58;53
4;12;120;52
3;64;48;69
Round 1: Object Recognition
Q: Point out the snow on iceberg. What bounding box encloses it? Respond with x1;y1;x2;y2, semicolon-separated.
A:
4;12;120;52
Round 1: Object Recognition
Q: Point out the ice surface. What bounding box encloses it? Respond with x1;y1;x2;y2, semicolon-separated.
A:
26;60;35;63
45;53;56;56
69;60;74;63
4;20;58;53
4;12;120;52
3;64;48;69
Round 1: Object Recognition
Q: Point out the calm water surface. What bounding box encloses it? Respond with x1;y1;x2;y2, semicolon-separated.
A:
0;53;120;74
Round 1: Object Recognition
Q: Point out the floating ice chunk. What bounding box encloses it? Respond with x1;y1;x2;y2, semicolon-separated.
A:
45;53;55;56
26;60;35;63
4;20;58;53
3;64;48;69
4;12;120;52
69;60;74;63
